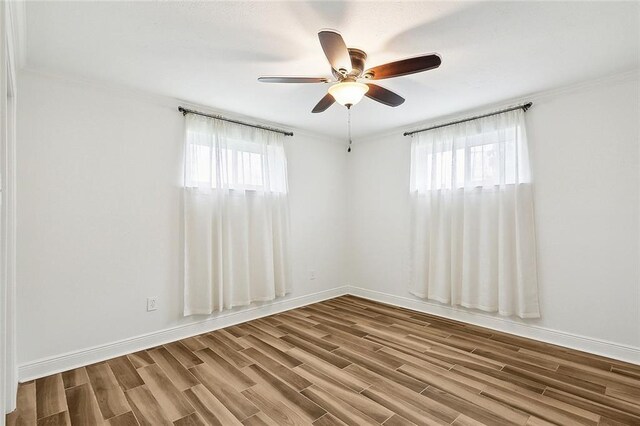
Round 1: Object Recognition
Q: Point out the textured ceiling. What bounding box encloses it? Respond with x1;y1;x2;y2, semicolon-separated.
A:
24;1;640;139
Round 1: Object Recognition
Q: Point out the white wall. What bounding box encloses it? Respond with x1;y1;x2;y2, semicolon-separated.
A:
348;73;640;356
16;71;348;367
16;69;639;377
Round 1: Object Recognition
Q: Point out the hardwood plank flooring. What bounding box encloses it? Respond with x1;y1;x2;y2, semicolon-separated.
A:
8;381;36;425
65;383;103;426
85;362;130;420
6;296;640;425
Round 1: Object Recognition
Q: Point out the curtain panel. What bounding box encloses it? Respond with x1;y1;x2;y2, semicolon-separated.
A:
409;109;540;318
183;114;292;315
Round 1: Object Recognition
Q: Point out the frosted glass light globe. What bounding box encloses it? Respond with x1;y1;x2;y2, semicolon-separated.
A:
328;82;369;107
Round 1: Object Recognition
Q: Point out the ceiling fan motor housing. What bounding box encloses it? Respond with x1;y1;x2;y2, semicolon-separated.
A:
347;48;367;77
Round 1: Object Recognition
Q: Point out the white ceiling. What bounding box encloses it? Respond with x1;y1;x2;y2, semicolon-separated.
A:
24;1;640;139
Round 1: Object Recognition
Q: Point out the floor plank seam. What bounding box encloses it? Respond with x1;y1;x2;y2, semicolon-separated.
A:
9;296;640;426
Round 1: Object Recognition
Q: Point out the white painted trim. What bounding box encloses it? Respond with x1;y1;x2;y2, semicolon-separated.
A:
2;0;19;419
18;69;347;146
9;0;26;69
18;286;349;382
355;69;640;144
19;284;639;382
348;286;640;365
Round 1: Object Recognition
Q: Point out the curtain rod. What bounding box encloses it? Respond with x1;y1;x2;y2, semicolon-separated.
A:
178;107;294;136
403;102;533;137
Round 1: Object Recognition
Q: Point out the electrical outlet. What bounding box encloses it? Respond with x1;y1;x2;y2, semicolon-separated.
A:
309;270;317;280
147;297;158;311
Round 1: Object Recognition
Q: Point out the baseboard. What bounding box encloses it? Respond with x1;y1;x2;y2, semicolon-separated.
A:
18;286;349;382
348;286;640;365
18;283;639;381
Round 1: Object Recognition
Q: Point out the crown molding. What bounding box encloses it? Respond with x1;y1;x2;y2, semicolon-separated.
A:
354;68;640;145
18;64;637;149
19;68;346;146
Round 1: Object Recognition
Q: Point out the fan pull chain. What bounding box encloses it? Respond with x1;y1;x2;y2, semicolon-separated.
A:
347;106;352;153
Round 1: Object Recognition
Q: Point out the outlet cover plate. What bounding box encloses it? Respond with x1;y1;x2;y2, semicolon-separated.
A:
147;297;158;311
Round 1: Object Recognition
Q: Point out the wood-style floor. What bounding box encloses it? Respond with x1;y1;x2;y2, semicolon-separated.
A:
6;296;640;426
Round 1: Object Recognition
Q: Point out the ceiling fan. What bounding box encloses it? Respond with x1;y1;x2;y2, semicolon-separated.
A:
258;29;441;112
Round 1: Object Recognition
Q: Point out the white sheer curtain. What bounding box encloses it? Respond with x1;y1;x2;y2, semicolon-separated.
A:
183;114;291;315
409;109;540;318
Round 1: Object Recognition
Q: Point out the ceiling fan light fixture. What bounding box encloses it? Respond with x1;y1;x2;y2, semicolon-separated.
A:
258;29;440;113
328;81;369;107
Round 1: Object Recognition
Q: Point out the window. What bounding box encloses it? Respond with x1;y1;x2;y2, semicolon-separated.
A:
183;113;291;315
185;125;288;193
186;135;266;190
409;109;539;319
410;124;527;192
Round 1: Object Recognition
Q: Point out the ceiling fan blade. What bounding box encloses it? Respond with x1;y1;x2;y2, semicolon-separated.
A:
258;76;330;83
365;54;441;80
365;84;405;107
318;30;352;73
312;93;335;113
